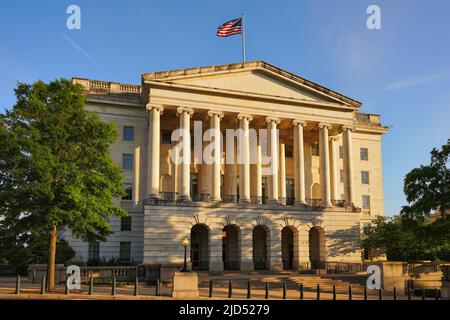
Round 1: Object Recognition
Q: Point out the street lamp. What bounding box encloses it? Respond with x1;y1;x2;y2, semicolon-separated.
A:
181;237;190;272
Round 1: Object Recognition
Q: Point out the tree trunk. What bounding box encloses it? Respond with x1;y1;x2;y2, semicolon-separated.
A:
47;225;57;291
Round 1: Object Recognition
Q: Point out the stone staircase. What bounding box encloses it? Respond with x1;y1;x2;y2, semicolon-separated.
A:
197;271;369;294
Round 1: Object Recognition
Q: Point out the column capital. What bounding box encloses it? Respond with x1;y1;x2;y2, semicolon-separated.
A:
318;122;332;130
266;117;281;124
146;104;164;113
342;125;355;132
237;113;253;122
177;106;194;117
207;110;224;118
292;119;307;127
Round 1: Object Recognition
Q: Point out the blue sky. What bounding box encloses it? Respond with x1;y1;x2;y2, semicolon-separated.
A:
1;0;449;216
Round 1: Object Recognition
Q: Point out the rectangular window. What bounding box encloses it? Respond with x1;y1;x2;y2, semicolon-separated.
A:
162;130;172;145
362;195;371;210
311;143;319;156
361;171;370;185
121;216;132;231
339;145;343;159
119;242;131;261
122;183;133;200
285;145;293;158
123;126;134;141
340;170;344;183
88;242;100;261
122;153;133;170
360;148;369;161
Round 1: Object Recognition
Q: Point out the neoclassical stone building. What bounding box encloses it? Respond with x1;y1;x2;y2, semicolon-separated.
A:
67;61;388;272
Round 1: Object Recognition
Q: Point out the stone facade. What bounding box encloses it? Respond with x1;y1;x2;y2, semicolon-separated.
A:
65;61;388;271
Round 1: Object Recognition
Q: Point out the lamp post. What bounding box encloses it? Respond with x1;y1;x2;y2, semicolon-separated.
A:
181;237;190;272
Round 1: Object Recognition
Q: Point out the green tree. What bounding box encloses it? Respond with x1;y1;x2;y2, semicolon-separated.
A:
0;79;126;289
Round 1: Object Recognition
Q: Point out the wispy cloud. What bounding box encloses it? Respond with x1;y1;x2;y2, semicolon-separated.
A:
383;72;450;91
60;33;94;63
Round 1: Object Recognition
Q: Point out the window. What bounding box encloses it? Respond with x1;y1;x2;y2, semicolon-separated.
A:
340;170;344;183
286;179;295;200
339;145;343;159
88;242;100;261
162;130;172;144
119;242;131;261
122;183;132;200
285;145;293;158
362;195;370;210
123;126;134;141
360;148;369;161
361;171;370;185
311;143;319;156
122;153;133;170
121;216;132;231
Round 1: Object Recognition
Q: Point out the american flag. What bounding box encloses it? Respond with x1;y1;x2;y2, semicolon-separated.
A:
217;18;242;37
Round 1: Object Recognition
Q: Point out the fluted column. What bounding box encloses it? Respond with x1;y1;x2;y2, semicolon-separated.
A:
329;137;338;203
319;123;332;207
266;117;280;204
208;110;223;202
237;114;253;204
146;104;164;199
279;143;286;205
293;120;307;205
177;107;194;201
342;126;355;207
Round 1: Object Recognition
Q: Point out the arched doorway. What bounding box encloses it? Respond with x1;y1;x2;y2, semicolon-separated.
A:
309;226;325;270
222;225;240;270
281;226;295;270
253;225;270;270
190;224;209;271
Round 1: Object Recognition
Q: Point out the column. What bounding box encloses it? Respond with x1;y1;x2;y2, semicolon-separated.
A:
293;120;307;205
208;110;223;202
250;141;263;204
319;123;332;207
342;126;355;207
266;117;280;204
224;139;238;202
329;137;338;203
237;114;253;204
134;145;140;205
146;104;163;199
177;107;194;201
278;143;286;205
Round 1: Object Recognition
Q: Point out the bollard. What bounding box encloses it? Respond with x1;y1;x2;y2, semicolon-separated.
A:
299;283;304;300
155;277;160;296
265;282;269;299
421;288;425;300
65;276;69;295
282;282;287;300
247;281;251;299
134;277;139;296
88;276;94;295
32;270;36;284
15;274;20;295
435;288;439;300
393;286;397;300
378;288;383;300
407;287;411;300
40;276;46;295
316;284;320;300
111;277;116;296
209;280;213;298
348;285;352;301
332;285;336;300
364;286;367;301
228;281;232;298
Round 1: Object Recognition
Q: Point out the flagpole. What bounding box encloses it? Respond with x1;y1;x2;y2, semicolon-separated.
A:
241;13;245;63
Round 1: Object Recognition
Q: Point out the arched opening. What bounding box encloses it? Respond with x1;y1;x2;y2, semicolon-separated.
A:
309;226;326;270
222;225;240;270
253;225;270;270
190;224;209;271
281;226;295;270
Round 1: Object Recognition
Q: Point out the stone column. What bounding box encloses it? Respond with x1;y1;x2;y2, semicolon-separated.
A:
255;143;263;204
224;139;238;203
319;123;332;207
208;110;223;202
134;145;140;205
146;104;164;199
279;143;286;205
342;126;355;207
329;137;338;203
177;107;194;201
266;117;280;204
293;120;307;205
237;114;253;204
